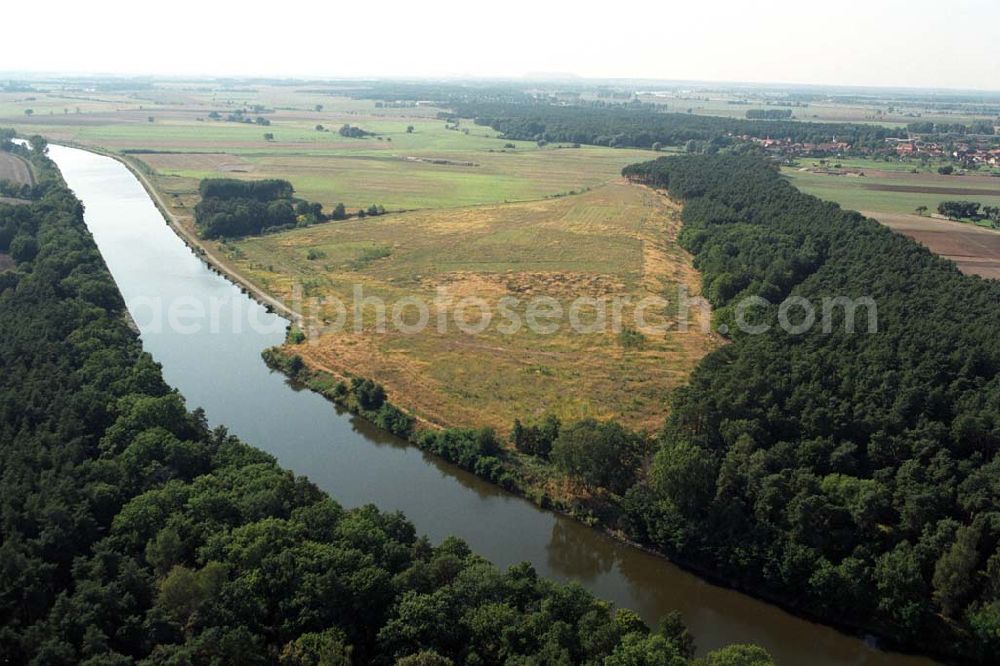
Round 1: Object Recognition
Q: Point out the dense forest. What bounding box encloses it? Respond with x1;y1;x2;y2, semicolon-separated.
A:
621;154;1000;661
194;178;301;238
451;102;901;150
0;143;773;663
195;178;380;239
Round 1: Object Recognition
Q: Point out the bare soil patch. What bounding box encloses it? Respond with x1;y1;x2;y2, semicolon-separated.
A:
862;183;1000;197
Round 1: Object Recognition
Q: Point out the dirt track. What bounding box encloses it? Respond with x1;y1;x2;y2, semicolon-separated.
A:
0;152;33;186
864;211;1000;280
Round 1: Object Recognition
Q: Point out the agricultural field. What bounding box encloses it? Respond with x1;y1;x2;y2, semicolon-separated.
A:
1;86;658;212
784;161;1000;278
785;164;1000;215
0;151;33;186
637;90;1000;127
221;182;719;433
871;212;1000;280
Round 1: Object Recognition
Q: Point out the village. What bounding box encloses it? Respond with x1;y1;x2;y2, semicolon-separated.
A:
746;132;1000;168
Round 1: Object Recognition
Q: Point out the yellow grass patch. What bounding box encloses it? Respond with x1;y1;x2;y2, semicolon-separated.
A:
226;182;719;434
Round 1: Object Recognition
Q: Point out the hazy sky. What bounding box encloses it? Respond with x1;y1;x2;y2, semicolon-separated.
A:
3;0;998;90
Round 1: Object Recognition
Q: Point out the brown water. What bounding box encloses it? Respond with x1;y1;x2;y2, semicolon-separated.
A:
50;144;936;666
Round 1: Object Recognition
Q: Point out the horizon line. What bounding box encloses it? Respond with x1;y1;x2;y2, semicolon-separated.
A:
2;71;1000;96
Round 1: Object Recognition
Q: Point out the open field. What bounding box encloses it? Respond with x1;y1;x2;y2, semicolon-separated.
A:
2;88;658;212
0;152;33;185
636;91;1000;127
785;164;1000;216
141;144;657;211
865;212;1000;280
221;182;718;433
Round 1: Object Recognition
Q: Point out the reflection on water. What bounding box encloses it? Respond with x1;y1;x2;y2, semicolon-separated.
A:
548;521;616;581
50;144;935;666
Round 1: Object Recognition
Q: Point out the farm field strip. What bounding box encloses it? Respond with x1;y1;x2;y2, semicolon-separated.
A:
0;151;33;186
785;166;1000;215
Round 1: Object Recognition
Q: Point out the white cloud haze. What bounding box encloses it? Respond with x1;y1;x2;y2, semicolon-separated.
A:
2;0;998;90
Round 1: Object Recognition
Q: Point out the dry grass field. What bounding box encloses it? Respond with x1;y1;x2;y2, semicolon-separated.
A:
223;182;719;433
0;152;33;186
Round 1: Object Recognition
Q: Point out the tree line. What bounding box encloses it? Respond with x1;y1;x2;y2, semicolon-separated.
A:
937;200;1000;227
0;146;772;664
621;154;1000;662
450;102;902;150
907;121;997;136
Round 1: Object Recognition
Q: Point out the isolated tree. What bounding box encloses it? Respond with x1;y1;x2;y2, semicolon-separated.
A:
406;125;415;133
314;104;324;112
263;132;275;141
